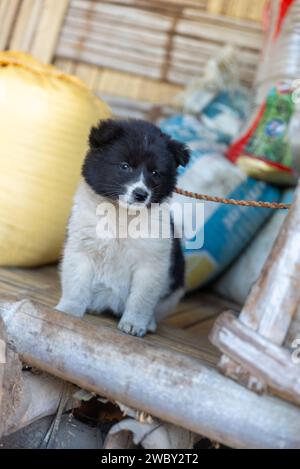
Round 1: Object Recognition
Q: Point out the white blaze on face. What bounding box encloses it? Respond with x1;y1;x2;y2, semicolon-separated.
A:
120;173;151;207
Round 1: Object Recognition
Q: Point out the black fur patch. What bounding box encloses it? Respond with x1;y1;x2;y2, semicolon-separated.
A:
82;119;190;204
169;236;185;292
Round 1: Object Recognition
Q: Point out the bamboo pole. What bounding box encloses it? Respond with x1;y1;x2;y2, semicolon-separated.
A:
5;373;77;437
211;181;300;393
240;179;300;343
210;311;300;406
0;316;22;438
1;299;300;448
0;313;76;438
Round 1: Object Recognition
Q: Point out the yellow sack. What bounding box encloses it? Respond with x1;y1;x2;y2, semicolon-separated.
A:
0;52;111;266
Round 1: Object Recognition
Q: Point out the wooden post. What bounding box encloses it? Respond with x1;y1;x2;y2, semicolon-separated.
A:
1;299;300;448
210;180;300;396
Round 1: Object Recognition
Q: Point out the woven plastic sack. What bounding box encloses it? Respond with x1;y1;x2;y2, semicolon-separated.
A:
0;52;111;266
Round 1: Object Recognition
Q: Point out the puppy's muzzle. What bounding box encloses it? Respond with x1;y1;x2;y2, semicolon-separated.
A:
132;188;149;203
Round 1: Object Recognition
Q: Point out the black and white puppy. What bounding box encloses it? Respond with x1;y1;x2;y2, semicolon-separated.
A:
56;119;190;336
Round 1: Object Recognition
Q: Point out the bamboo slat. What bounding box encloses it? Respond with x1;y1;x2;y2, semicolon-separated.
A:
0;261;247;374
0;265;222;319
9;0;44;51
54;0;264;86
95;94;156;120
207;0;267;21
29;0;70;62
285;305;300;348
205;0;224;15
0;264;235;368
53;57;75;74
0;0;20;50
2;0;69;62
54;58;182;108
1;0;266;117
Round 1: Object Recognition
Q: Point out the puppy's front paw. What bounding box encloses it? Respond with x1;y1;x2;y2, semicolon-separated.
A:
56;299;86;318
148;317;157;333
117;317;148;337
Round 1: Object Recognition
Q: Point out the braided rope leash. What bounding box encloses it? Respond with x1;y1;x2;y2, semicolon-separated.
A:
174;187;291;210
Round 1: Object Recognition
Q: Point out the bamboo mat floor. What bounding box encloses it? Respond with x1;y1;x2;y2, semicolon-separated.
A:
0;265;239;368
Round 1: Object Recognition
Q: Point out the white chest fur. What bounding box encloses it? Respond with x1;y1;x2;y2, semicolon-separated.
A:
58;181;173;332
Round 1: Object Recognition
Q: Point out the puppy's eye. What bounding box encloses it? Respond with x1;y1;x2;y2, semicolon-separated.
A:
152;170;161;179
120;162;131;171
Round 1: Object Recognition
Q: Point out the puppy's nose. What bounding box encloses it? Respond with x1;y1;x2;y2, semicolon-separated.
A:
132;188;148;202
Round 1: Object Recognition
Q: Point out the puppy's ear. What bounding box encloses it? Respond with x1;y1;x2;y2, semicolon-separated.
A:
89;119;123;149
167;138;190;167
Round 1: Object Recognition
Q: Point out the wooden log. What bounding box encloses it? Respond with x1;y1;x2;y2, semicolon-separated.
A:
210;311;300;406
1;299;300;448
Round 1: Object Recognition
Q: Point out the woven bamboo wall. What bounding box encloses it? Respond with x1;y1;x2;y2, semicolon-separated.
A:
1;0;267;117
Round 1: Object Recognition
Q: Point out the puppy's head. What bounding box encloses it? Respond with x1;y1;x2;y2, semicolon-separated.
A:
82;119;190;208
